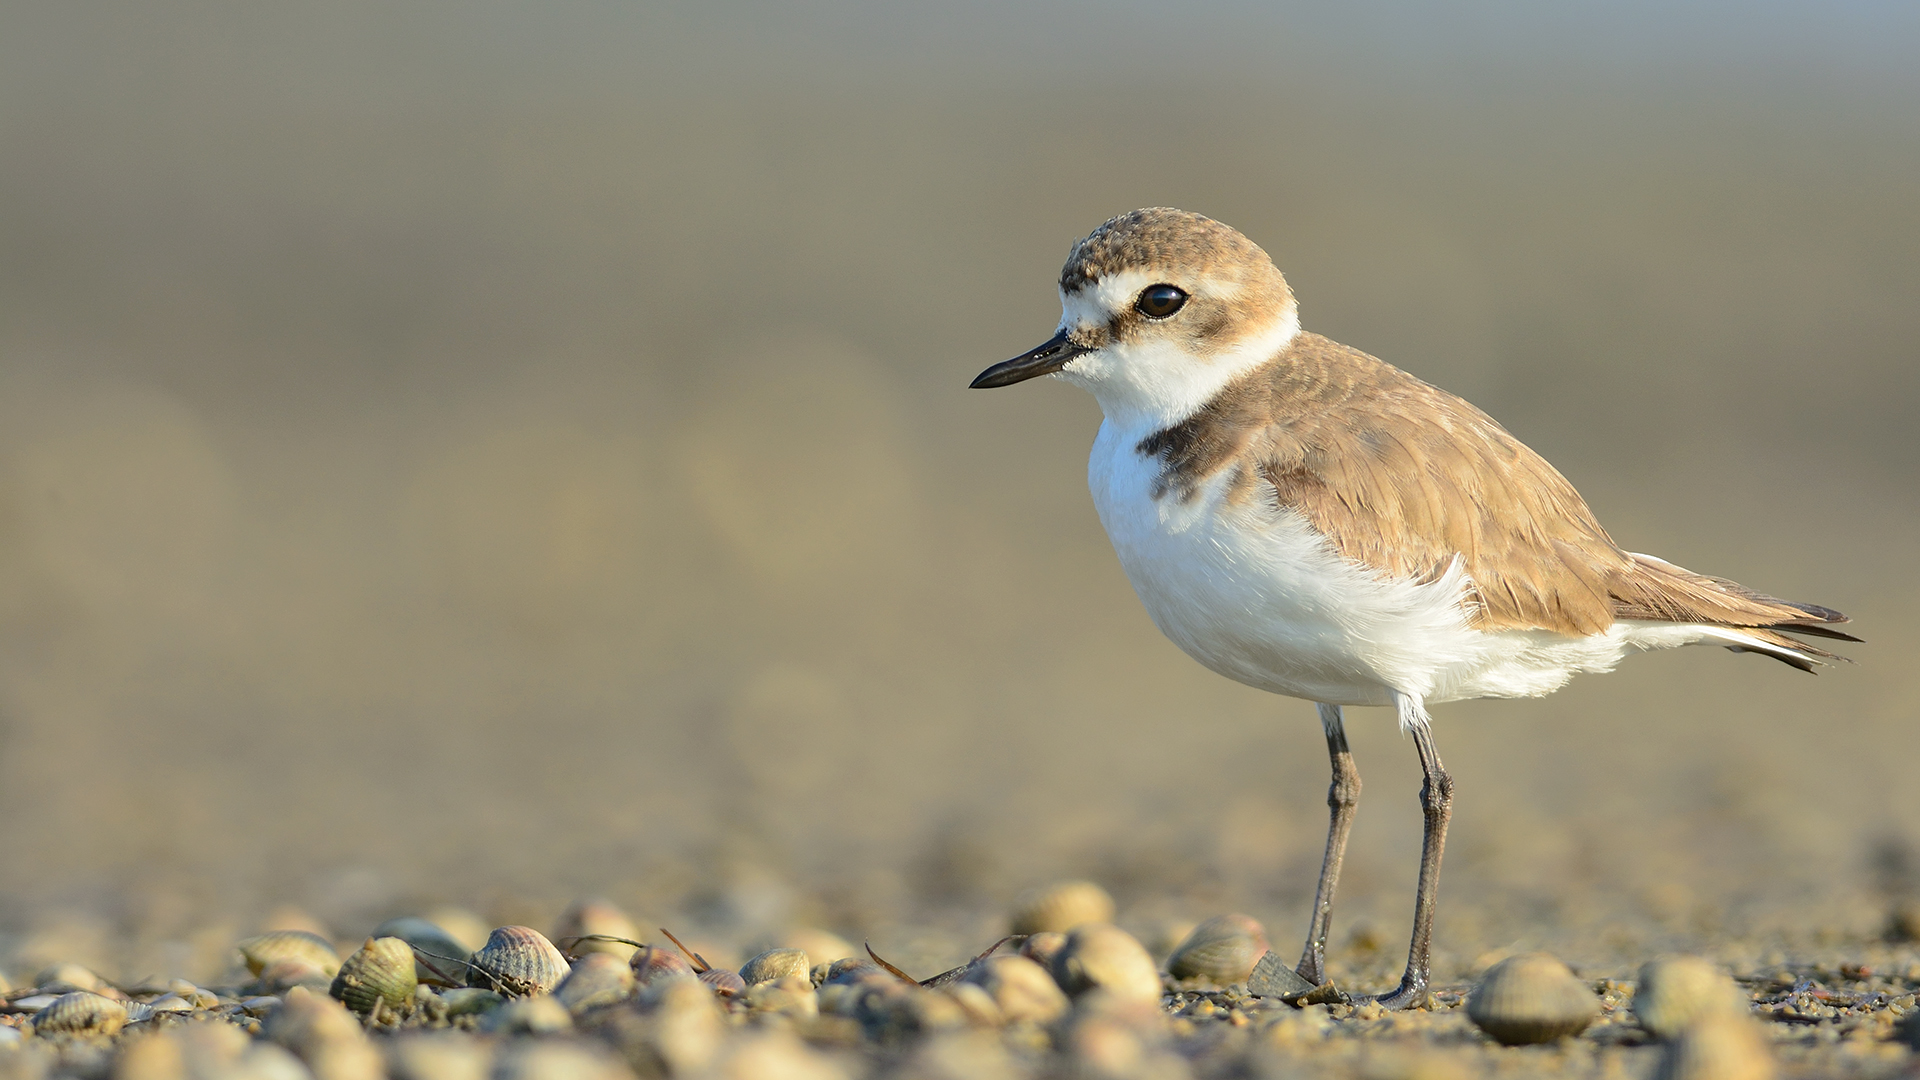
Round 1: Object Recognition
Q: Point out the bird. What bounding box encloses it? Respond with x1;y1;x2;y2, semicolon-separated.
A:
969;207;1855;1009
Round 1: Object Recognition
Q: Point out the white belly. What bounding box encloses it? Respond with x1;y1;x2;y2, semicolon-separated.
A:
1086;419;1649;707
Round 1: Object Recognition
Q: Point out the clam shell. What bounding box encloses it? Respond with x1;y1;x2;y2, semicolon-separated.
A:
555;953;635;1014
238;930;341;978
1635;955;1747;1040
372;916;476;981
961;955;1069;1024
33;962;108;994
821;958;882;985
1049;923;1162;1004
698;967;747;997
740;947;811;986
1653;1013;1776;1080
1019;932;1068;969
1166;914;1269;984
466;925;570;996
630;944;695;986
330;936;419;1014
30;991;128;1037
1467;953;1599;1045
1011;880;1115;934
741;975;818;1019
552;898;639;960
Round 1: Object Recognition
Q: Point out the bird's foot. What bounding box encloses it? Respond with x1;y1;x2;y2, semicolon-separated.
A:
1356;975;1431;1011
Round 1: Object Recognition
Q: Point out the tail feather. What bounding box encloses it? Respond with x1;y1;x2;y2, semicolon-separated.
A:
1614;553;1856;669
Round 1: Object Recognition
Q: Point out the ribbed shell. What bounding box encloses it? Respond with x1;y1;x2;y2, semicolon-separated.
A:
466;926;570;996
739;948;810;986
1049;924;1162;1004
698;968;746;997
1166;914;1269;984
238;930;341;978
1467;953;1599;1045
1635;956;1747;1040
630;945;695;986
1011;881;1115;935
30;992;128;1037
1653;1013;1777;1080
330;936;419;1014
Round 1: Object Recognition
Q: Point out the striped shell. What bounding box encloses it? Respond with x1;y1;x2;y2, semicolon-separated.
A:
739;948;810;986
1467;953;1599;1045
330;936;418;1014
1049;924;1162;1004
1011;880;1115;934
1166;914;1269;984
31;992;128;1037
467;926;570;996
630;945;695;986
1653;1013;1777;1080
698;968;747;997
556;953;635;1014
238;930;341;978
1635;955;1747;1040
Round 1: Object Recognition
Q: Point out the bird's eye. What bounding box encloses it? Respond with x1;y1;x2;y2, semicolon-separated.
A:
1135;284;1188;319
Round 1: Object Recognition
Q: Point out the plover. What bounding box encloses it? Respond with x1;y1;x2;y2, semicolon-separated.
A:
970;207;1855;1008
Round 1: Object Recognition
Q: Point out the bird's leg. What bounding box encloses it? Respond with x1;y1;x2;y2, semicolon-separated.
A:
1371;691;1453;1011
1297;702;1360;987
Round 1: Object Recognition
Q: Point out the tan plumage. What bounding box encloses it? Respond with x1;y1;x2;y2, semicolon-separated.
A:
1137;331;1855;665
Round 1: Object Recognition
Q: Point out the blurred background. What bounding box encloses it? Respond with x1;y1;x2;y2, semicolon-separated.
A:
0;1;1915;982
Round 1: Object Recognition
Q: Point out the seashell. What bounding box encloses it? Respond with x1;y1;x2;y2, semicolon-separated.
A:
481;994;573;1035
698;967;747;997
254;957;334;995
552;898;640;960
961;955;1069;1024
1466;953;1599;1045
264;987;369;1067
1652;1013;1776;1080
372;916;476;981
33;962;108;994
167;979;221;1009
742;974;819;1019
1635;955;1748;1040
30;991;127;1037
740;947;811;986
466;926;570;996
1049;924;1162;1004
1166;914;1269;984
330;936;418;1014
386;1032;493;1080
555;953;635;1014
645;977;727;1075
144;993;197;1014
1011;880;1115;934
238;930;341;978
630;944;695;986
1019;931;1068;969
821;957;883;985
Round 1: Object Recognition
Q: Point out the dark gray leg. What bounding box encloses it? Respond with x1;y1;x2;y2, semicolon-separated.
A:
1372;692;1453;1010
1297;702;1360;986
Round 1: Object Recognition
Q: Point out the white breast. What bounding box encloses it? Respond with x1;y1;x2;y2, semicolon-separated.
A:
1085;418;1648;709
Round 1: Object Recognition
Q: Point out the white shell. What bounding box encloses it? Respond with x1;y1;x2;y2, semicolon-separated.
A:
1049;924;1162;1004
1635;955;1747;1040
466;926;570;996
1466;953;1598;1045
1011;881;1115;934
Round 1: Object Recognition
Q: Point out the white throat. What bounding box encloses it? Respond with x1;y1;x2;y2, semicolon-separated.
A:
1053;289;1299;432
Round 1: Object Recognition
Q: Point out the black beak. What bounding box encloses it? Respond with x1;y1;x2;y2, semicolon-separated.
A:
970;329;1092;389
